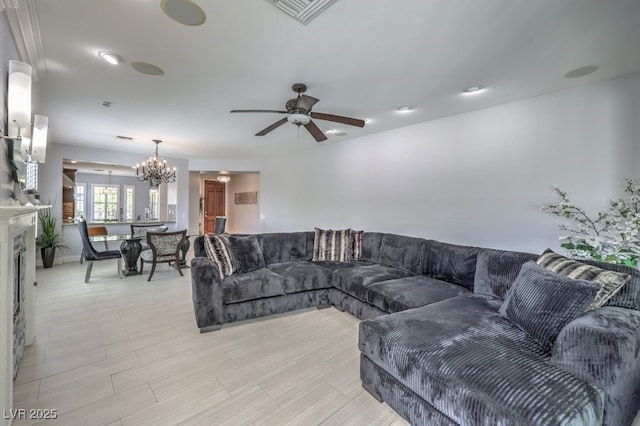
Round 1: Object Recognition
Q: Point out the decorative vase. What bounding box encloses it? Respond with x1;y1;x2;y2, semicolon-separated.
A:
41;247;56;268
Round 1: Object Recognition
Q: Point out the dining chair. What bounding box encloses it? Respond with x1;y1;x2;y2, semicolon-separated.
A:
80;225;108;264
139;230;187;281
131;223;168;250
214;216;226;234
77;220;123;283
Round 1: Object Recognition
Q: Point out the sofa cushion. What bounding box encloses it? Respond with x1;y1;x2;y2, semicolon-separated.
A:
366;275;471;313
474;248;538;298
312;260;374;272
332;264;412;302
422;240;480;291
312;228;352;262
203;234;234;278
499;261;599;352
257;233;309;264
227;235;265;274
361;232;384;263
267;261;333;293
221;268;285;304
359;295;604;425
379;234;425;274
351;230;363;261
537;249;631;310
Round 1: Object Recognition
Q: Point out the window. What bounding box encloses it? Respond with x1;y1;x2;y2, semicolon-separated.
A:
75;183;86;220
92;184;119;221
124;185;135;221
149;188;159;221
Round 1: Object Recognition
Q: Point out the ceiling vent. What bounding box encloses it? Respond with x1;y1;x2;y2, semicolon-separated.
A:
265;0;338;25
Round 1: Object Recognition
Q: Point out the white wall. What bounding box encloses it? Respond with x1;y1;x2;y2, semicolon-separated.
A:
260;71;640;253
226;173;260;234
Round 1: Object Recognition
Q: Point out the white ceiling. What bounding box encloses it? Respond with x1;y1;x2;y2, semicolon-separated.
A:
20;0;640;160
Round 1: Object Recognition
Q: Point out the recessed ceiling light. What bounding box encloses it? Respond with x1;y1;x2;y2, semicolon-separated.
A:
564;65;599;79
161;0;206;26
397;106;413;113
325;129;337;134
131;62;165;76
462;86;484;94
364;118;372;124
98;51;124;65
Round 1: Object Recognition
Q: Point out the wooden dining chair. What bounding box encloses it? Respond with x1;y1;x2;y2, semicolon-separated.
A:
139;230;186;281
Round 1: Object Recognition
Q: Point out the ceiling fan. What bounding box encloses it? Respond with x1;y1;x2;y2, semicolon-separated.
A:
230;83;365;142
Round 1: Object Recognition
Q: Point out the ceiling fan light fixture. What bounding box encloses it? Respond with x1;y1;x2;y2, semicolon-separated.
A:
287;113;311;125
216;175;231;183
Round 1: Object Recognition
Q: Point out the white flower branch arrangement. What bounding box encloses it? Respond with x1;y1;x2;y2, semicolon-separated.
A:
542;179;640;267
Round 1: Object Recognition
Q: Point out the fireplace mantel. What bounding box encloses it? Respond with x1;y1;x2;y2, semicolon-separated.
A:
0;206;40;426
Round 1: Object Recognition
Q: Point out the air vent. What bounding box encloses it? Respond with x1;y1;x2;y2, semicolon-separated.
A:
265;0;338;25
116;135;133;140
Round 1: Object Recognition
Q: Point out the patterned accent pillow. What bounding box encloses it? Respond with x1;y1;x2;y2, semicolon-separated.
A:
312;228;352;262
203;234;234;278
536;249;630;310
500;261;600;352
351;230;363;261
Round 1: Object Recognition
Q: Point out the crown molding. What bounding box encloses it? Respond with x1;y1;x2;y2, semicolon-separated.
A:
2;0;46;81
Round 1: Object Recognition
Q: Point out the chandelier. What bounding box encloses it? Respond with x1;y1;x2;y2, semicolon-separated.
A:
136;139;176;187
103;170;118;195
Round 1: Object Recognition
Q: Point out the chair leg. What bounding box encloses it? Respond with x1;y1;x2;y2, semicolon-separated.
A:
140;260;144;274
80;253;84;264
85;261;94;283
147;261;157;281
175;257;183;276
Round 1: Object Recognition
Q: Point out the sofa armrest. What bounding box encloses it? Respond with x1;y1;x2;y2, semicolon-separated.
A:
190;256;224;331
550;306;640;426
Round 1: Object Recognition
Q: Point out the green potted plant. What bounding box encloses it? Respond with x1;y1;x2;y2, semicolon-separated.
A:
36;207;67;268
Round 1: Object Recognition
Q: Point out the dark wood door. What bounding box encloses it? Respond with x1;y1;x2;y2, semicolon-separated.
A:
204;180;226;234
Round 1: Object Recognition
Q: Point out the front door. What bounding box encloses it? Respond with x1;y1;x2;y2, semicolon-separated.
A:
204;180;226;234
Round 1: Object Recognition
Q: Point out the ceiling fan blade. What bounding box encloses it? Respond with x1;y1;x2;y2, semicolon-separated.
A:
304;120;328;142
310;112;365;128
230;109;288;114
295;95;319;111
256;118;288;136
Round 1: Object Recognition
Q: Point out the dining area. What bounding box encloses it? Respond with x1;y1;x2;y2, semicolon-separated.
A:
76;216;226;282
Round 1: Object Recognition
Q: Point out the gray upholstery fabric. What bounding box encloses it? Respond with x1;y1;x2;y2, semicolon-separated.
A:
583;259;640;311
422;240;481;291
330;288;388;320
366;275;471;313
361;232;384;263
190;256;223;329
267;261;333;293
474;248;538;298
379;234;425;274
551;306;640;426
499;261;600;352
361;355;458;426
257;232;309;264
221;268;285;304
225;290;331;323
193;235;207;258
312;260;373;272
359;295;604;425
332;264;412;302
228;235;265;274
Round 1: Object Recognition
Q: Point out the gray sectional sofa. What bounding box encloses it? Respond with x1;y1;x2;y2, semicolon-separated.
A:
190;231;640;426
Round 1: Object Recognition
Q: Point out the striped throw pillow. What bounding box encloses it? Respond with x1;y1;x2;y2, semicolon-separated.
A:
312;228;352;262
536;249;630;310
351;230;363;261
204;234;235;278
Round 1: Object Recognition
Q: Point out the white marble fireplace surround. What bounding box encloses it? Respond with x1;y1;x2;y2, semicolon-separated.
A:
0;207;38;426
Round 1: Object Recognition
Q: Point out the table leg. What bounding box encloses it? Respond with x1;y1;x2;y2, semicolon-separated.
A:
120;238;143;276
179;235;191;269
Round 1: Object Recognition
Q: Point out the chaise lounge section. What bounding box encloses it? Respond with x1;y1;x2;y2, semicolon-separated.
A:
190;231;640;425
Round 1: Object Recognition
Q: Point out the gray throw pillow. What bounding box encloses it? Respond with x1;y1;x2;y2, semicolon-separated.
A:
499;261;599;352
536;249;630;310
228;235;265;274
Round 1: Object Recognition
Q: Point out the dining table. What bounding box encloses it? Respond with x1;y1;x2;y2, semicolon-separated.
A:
89;234;143;276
